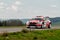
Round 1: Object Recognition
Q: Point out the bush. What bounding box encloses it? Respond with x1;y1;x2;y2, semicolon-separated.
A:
33;36;38;40
1;32;9;37
21;29;29;33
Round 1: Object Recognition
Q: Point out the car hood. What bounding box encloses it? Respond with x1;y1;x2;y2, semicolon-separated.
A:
29;20;39;23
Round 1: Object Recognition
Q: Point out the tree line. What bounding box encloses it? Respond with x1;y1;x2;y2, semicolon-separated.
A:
0;19;24;26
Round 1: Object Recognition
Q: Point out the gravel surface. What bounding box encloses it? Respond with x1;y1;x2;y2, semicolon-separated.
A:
0;26;60;33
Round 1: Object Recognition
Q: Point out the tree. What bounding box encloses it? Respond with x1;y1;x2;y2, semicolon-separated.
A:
6;19;24;26
0;21;3;26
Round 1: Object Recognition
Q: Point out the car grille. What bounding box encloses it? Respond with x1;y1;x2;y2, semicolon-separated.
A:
29;22;37;26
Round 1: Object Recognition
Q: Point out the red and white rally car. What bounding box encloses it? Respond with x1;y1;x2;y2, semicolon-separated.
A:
26;16;51;29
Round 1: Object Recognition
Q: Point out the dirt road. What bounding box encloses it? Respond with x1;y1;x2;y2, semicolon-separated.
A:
0;26;60;33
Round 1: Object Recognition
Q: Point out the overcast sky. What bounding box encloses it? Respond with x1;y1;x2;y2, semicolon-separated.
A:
0;0;60;19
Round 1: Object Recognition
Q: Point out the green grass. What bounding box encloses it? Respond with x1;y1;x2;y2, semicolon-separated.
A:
0;29;60;40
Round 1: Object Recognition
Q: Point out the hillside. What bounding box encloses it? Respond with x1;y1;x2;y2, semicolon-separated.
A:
50;17;60;25
21;19;30;24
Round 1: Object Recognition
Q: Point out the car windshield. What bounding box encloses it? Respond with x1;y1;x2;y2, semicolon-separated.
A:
32;18;42;20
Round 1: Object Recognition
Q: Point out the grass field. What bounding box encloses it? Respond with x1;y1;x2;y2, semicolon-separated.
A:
0;29;60;40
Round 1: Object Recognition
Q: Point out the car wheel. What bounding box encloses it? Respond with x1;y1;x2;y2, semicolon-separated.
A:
48;25;50;29
41;25;42;28
27;26;30;28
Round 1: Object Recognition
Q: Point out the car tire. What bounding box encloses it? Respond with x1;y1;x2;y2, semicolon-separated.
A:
41;25;42;28
48;25;50;29
27;26;30;28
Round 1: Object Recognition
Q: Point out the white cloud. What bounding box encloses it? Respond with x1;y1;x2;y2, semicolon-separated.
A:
50;5;57;8
15;1;21;5
6;5;18;11
6;1;22;11
0;2;5;9
6;7;10;10
0;2;7;9
0;2;4;5
11;5;18;11
0;6;4;8
0;2;7;6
